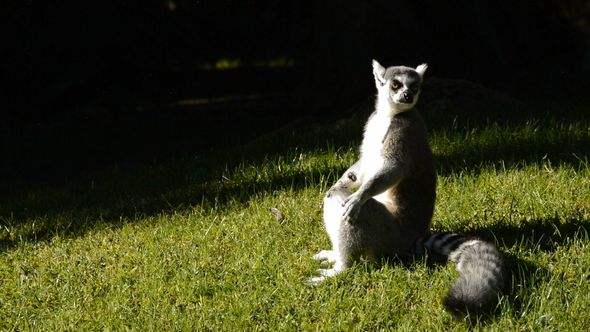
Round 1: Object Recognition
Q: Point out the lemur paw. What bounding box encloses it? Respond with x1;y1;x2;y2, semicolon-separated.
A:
317;268;337;277
303;276;325;285
312;250;337;263
342;193;363;222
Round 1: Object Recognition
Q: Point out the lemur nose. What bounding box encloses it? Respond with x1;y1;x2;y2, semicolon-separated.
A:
403;91;413;103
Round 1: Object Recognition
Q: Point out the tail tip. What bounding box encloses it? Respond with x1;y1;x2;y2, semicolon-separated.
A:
443;297;478;320
443;291;502;320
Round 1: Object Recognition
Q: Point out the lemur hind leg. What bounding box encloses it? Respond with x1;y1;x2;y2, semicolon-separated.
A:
331;161;362;191
310;184;400;284
312;186;352;265
312;165;362;262
307;186;356;285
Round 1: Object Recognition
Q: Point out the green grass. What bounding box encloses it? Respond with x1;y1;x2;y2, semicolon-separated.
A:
1;101;590;330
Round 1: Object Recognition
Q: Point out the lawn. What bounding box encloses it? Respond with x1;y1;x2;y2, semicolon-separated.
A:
1;100;590;331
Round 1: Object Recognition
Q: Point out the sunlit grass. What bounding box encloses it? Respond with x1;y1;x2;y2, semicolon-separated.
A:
1;103;590;330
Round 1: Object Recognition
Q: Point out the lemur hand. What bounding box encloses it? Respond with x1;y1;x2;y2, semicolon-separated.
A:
341;192;363;223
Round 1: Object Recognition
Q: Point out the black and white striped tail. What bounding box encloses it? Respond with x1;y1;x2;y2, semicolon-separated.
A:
414;233;508;318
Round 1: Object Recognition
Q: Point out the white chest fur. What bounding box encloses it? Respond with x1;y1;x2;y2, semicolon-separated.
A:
358;98;398;205
359;99;393;181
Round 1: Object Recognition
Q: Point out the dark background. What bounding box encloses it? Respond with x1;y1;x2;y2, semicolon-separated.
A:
1;0;589;194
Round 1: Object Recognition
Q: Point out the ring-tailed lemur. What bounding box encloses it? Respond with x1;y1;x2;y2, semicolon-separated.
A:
307;60;507;318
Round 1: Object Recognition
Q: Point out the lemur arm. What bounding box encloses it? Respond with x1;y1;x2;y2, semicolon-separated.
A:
341;158;409;223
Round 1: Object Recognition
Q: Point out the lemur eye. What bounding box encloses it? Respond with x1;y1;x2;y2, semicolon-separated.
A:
391;81;401;89
411;84;419;91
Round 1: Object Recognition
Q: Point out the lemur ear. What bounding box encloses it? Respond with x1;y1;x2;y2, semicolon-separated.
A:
372;60;387;86
415;63;428;78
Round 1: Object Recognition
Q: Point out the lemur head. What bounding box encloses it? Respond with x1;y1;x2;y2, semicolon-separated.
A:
372;60;427;113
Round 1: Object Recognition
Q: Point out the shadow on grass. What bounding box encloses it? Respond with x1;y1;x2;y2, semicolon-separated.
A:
1;99;588;253
0;125;356;251
434;122;590;177
408;217;587;324
448;216;589;323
